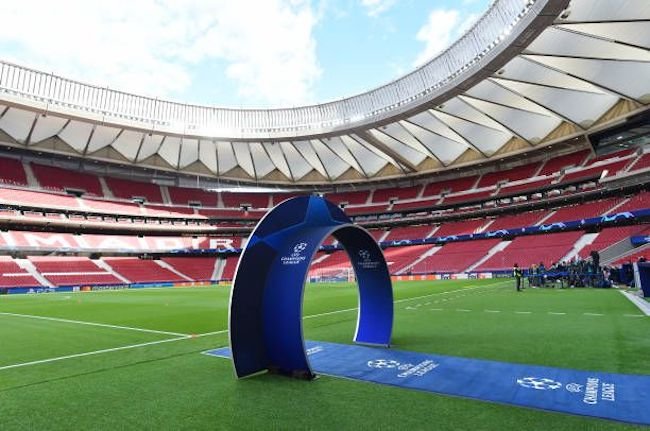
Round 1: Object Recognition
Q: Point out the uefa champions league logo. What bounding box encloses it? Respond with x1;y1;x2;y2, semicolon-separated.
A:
293;242;308;255
281;242;309;265
357;249;380;270
367;358;439;377
367;359;400;369
517;377;563;391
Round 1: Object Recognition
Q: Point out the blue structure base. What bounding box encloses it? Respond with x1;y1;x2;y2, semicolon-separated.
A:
205;341;650;426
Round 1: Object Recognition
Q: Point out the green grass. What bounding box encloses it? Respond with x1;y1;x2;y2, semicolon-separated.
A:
1;280;649;430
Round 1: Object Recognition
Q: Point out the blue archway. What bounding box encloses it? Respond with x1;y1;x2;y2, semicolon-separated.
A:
228;195;393;379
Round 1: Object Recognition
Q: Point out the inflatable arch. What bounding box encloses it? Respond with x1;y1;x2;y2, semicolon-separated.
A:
229;196;393;379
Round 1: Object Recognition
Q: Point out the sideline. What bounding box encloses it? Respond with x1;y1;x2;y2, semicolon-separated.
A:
620;290;650;316
0;281;507;371
304;281;508;320
0;312;187;337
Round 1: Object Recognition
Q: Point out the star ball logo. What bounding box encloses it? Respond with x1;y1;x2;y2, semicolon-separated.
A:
281;242;309;265
293;242;308;255
357;248;380;270
367;359;400;369
516;376;616;405
516;377;563;391
367;358;439;378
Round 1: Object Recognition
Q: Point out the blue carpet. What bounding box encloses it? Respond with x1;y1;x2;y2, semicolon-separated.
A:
205;341;650;426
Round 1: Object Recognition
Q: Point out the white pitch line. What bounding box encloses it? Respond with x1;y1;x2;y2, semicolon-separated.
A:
193;329;228;338
0;336;189;371
0;312;187;337
456;309;471;312
484;310;501;313
548;312;566;315
302;282;508;320
620;291;650;316
0;329;231;372
393;282;508;305
0;282;509;372
430;308;443;311
623;314;645;318
583;313;604;316
514;311;532;314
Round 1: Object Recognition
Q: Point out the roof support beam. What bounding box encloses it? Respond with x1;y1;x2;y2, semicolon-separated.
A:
24;114;39;146
521;55;645;104
487;77;586;130
355;130;417;173
426;110;490;158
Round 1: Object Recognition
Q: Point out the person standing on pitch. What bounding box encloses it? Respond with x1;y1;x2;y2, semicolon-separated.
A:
513;263;523;292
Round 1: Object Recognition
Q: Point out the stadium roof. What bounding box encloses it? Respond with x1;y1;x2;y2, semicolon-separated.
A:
0;0;649;186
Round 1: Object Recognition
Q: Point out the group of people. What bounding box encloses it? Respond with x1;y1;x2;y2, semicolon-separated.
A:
513;254;611;290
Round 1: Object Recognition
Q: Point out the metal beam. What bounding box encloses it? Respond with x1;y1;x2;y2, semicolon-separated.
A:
355;130;417;173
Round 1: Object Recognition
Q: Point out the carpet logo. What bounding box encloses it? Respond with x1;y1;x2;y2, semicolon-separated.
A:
517;376;617;404
367;359;439;378
517;377;563;391
565;383;583;393
367;359;400;369
281;242;309;265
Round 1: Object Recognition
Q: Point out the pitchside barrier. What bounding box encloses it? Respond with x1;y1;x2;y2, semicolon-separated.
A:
635;262;650;297
229;195;393;379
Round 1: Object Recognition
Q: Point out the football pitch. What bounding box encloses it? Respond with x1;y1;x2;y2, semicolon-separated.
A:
1;279;649;430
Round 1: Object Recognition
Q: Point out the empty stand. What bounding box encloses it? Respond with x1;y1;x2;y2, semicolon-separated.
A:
486;211;546;231
476;231;584;271
272;193;308;206
561;159;631;183
105;178;163;203
31;164;103;196
0;257;40;287
104;258;186;283
627;153;650;172
199;208;260;219
583;148;636;166
538;149;590;176
0;157;27;185
476;162;541;188
309;250;350;275
422;176;479;197
221;192;269;209
391;198;440;212
162;257;217;281
144;204;196;218
29;256;122;286
410;239;500;274
372;185;421;203
382;244;431;273
384;225;434;241
442;190;495;205
325;190;369;206
434;219;487;237
543;198;622;224
616;191;650;213
220;256;239;280
168;186;218;207
82;198;143;216
578;226;650;259
497;178;555;196
0;187;81;209
343;204;389;216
